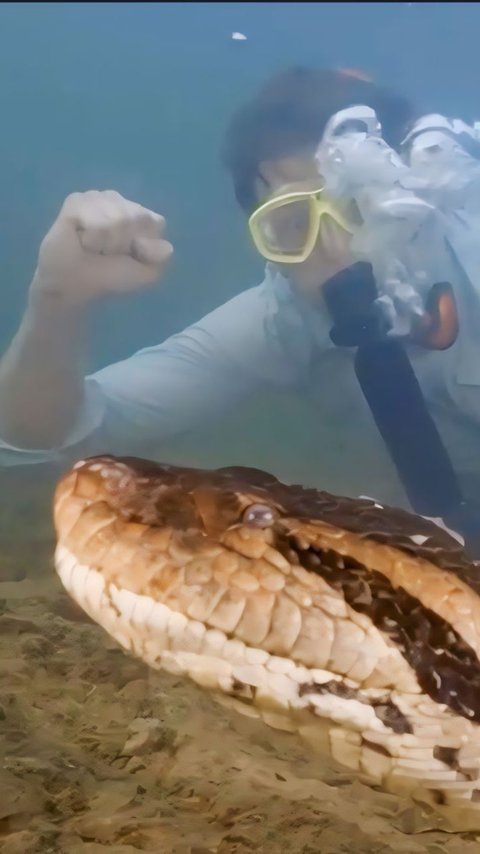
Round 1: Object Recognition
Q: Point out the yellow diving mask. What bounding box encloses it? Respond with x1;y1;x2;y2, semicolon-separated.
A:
248;180;354;264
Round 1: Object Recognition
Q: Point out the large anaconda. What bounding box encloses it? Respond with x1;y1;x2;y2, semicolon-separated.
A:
53;454;480;829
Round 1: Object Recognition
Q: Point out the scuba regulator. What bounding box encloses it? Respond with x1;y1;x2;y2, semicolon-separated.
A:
315;107;480;558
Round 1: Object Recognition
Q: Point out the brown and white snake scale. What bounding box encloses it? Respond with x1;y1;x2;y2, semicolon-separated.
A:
52;454;480;831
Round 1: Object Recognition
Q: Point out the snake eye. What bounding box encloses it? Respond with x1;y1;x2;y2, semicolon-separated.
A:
242;503;277;528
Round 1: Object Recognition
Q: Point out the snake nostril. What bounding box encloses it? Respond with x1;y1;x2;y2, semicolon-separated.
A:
242;503;278;528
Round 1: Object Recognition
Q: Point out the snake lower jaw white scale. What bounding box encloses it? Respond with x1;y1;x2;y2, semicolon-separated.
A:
53;454;480;833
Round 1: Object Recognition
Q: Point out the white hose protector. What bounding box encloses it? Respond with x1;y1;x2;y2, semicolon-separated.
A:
315;106;480;337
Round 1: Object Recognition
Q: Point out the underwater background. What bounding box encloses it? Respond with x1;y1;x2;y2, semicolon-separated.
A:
2;1;480;483
3;0;480;364
2;3;480;851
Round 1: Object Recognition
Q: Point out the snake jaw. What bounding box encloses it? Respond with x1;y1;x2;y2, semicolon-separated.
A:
52;454;480;827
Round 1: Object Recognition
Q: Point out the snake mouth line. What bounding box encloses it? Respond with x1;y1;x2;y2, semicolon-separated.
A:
284;538;480;723
52;455;480;824
54;542;405;727
54;542;480;813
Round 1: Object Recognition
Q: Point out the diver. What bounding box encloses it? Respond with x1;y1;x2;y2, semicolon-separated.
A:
1;67;480;550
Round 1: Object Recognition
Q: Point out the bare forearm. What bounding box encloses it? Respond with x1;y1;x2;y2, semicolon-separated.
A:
0;278;88;449
0;190;172;450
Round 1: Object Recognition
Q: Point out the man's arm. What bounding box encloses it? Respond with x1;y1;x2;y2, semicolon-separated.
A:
86;279;305;456
0;190;173;451
0;287;88;449
84;324;260;457
0;277;301;467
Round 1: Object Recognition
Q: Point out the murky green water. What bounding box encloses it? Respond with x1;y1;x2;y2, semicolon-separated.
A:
3;3;480;850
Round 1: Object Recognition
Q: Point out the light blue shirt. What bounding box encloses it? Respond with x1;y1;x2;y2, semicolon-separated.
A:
2;244;480;509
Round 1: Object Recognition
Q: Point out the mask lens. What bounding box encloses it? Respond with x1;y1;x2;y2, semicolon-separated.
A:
255;197;313;256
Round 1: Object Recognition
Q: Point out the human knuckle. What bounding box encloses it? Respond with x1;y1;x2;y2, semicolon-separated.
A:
102;189;124;202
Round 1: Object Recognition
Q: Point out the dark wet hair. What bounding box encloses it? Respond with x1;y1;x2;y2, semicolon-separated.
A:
220;66;417;214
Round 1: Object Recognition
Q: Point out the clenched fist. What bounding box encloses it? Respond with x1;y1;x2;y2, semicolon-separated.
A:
32;190;174;305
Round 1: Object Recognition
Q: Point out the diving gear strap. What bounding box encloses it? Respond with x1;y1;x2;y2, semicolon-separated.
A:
323;262;480;558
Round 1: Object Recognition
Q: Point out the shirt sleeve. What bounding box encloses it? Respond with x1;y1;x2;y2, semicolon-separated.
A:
0;279;302;467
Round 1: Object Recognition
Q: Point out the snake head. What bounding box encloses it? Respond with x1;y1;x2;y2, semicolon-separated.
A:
53;454;480;826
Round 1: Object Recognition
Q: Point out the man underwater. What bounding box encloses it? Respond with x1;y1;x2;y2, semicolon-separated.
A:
1;66;480;545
